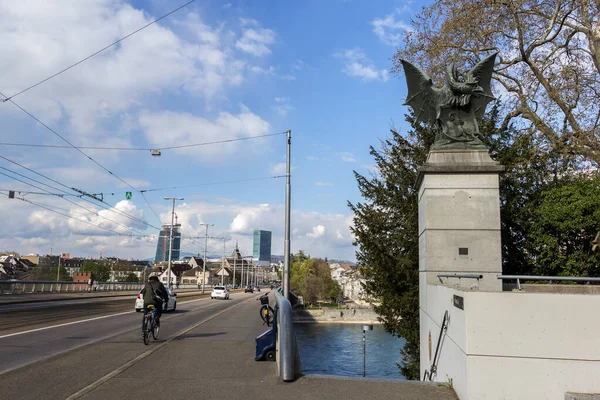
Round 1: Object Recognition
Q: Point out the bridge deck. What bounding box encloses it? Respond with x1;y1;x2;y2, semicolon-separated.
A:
70;295;457;400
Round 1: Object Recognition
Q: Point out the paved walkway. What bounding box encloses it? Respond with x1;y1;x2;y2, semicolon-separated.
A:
73;294;457;400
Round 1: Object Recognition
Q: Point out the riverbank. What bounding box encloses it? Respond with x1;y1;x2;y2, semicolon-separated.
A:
293;307;380;324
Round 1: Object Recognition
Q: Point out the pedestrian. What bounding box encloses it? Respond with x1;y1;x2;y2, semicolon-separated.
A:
87;276;93;292
176;281;180;289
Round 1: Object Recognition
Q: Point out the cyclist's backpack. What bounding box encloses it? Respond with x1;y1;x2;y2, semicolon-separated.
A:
146;282;164;303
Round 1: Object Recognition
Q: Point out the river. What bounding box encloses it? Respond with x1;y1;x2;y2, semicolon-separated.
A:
294;323;407;379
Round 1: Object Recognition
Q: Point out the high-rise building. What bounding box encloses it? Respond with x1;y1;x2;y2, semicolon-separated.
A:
155;224;182;262
253;230;272;262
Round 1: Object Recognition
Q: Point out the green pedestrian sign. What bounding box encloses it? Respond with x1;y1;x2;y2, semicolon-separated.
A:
126;192;132;200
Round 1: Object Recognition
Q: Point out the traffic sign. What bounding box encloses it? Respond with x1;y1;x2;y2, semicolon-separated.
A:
126;192;132;200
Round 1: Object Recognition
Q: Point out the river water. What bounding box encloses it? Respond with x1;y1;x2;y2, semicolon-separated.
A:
294;323;407;379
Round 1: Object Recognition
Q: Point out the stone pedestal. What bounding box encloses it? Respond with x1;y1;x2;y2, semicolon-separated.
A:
417;150;504;292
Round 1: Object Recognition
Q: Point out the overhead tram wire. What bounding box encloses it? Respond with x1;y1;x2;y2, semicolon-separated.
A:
0;170;153;237
0;175;285;199
1;192;129;237
0;131;288;152
0;92;163;227
0;155;161;231
1;0;197;102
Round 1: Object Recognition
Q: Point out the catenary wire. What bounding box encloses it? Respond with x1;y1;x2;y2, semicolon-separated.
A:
0;169;151;236
1;0;197;102
0;155;161;231
0;132;287;151
0;92;163;226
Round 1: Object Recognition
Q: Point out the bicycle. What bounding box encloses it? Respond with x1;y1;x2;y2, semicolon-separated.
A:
142;304;160;345
257;292;274;327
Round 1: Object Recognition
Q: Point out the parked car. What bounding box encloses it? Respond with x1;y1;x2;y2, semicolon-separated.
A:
211;285;229;300
135;286;177;312
244;285;253;293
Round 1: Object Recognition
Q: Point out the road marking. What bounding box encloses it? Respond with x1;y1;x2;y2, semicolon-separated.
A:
0;296;210;340
66;296;254;400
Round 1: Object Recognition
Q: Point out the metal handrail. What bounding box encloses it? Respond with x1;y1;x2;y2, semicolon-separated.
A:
497;275;600;290
423;310;449;381
0;280;144;295
274;288;295;381
437;273;483;283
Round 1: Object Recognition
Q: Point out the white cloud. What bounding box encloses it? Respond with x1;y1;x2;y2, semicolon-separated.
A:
307;225;326;238
239;17;259;26
271;97;295;116
335;48;388;82
139;106;271;160
316;182;334;187
0;2;263;138
248;65;276;74
270;162;286;175
338;152;357;162
0;196;358;260
236;27;276;56
292;60;304;70
371;10;413;46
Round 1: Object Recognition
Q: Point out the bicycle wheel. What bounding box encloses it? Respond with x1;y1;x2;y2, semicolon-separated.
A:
142;316;150;345
152;313;160;340
260;305;274;326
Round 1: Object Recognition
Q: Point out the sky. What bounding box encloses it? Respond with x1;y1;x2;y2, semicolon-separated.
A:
0;0;421;262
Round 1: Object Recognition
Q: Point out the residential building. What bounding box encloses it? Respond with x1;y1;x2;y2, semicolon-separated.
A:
181;266;213;285
155;223;182;262
253;230;272;262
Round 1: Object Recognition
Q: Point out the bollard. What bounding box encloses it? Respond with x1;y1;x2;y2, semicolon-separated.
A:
362;324;373;377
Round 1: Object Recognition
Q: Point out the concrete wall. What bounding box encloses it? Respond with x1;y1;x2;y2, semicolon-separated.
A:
422;283;600;399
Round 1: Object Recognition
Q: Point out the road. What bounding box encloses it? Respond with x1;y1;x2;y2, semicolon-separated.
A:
0;292;208;336
1;290;458;400
0;291;260;398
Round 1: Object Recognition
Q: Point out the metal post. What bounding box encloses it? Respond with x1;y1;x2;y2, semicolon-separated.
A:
168;199;175;287
362;324;373;377
363;330;366;377
221;238;225;286
56;254;61;282
233;244;237;288
283;129;291;299
200;224;212;294
241;254;245;288
164;197;183;288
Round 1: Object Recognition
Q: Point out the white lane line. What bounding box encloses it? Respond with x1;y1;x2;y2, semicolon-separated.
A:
66;296;255;400
0;297;210;340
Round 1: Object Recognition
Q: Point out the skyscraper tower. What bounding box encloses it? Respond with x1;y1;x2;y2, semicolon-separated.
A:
155;223;182;262
253;230;272;262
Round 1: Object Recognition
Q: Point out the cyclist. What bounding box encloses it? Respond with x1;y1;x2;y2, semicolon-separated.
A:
140;276;169;327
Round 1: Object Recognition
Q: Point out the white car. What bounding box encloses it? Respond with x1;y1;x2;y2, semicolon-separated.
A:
135;286;177;312
211;285;229;300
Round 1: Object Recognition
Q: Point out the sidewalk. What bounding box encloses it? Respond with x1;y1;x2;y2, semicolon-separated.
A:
0;288;209;305
75;295;457;400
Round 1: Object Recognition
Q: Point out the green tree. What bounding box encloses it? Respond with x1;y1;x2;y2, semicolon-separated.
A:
349;112;434;380
124;272;139;282
81;261;111;281
290;252;341;306
29;265;72;281
393;0;600;162
528;175;600;277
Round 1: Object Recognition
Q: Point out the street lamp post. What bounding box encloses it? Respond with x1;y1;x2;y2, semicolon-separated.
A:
56;254;61;282
283;129;291;299
164;197;184;288
221;238;226;286
199;223;213;294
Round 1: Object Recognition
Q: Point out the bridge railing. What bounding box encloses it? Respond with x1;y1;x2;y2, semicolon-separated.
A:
274;288;301;381
0;280;144;295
